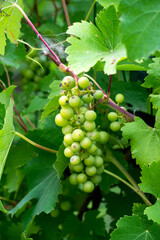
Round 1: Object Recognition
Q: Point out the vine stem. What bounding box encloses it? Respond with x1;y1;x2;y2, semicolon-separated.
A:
0;196;17;205
62;0;71;26
85;0;96;21
15;131;57;154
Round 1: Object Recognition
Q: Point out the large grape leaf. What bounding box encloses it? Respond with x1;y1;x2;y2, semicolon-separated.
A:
66;6;126;75
54;144;69;177
149;94;160;109
97;0;120;10
119;1;160;60
0;0;23;55
122;117;160;167
139;161;160;224
23;96;48;115
110;215;160;240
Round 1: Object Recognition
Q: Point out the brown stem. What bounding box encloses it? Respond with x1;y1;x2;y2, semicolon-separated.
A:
62;0;71;26
24;116;37;129
13;114;28;132
106;75;112;100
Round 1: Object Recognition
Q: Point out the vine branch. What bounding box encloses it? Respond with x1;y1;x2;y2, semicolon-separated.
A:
62;0;71;26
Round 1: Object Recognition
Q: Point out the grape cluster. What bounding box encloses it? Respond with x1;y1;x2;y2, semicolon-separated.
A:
55;76;109;193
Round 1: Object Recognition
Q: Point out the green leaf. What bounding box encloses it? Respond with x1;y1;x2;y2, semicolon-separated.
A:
119;1;160;60
142;58;160;93
41;96;60;120
0;201;7;213
66;6;126;75
122;117;160;167
139;161;160;224
97;0;120;10
155;109;160;129
110;215;160;240
23;96;48;115
149;94;160;109
48;80;61;99
0;0;23;55
54;144;69;177
116;58;152;71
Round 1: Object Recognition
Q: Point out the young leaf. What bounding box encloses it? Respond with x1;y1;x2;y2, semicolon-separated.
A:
139;161;160;224
97;0;120;10
54;144;69;177
0;0;23;55
41;96;60;120
122;117;160;167
66;6;126;75
110;215;160;240
23;96;48;115
119;1;160;60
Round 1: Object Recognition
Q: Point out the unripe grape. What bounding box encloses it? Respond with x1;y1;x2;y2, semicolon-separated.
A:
71;142;81;152
82;94;93;104
73;163;84;172
75;114;85;123
64;147;74;158
94;156;103;167
62;125;73;135
78;107;88;114
63;140;69;147
83;181;94;193
64;133;73;145
94;90;103;100
25;69;34;79
34;75;41;83
87;144;98;155
77;173;87;183
62;76;75;90
80;137;92;149
71;87;79;95
59;96;69;106
85;110;97;121
60;201;71;211
91;175;102;184
108;112;118;122
55;113;68;127
60;90;66;96
110;121;121;131
96;148;102;156
69;96;81;108
72;129;84;141
78;76;89;88
80;150;90;160
69;173;78;185
70;155;81;165
96;165;104;174
51;209;59;218
87;131;99;141
99;131;109;144
84;121;96;132
60;106;74;119
85;166;97;176
84;155;95;166
115;93;124;103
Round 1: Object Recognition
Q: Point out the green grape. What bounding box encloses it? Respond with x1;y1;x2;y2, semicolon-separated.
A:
69;96;81;108
24;69;34;79
55;113;68;127
94;90;103;100
85;110;97;121
70;155;81;165
73;163;84;172
85;166;97;176
62;125;73;135
84;121;96;132
78;76;89;88
34;75;41;83
71;87;79;95
80;137;92;149
83;181;94;193
115;93;124;103
108;112;118;122
59;96;69;106
64;147;74;158
64;133;73;145
77;173;87;183
63;140;69;147
99;131;109;144
74;114;85;123
60;201;71;211
87;131;99;141
51;209;59;218
60;90;66;96
110;121;121;131
78;107;88;114
62;76;75;90
94;156;103;167
84;155;95;166
82;94;93;104
71;142;81;152
72;129;84;141
69;173;78;185
91;175;102;184
60;106;74;119
96;148;102;156
96;165;104;174
87;144;98;155
80;150;90;160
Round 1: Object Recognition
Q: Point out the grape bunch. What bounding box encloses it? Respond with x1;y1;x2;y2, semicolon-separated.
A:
55;76;109;193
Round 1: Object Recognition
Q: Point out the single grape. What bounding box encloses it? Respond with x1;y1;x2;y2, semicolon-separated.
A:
60;90;66;96
62;125;73;135
85;110;97;121
84;155;95;166
73;163;84;172
51;209;60;218
24;69;34;79
70;155;81;165
59;96;69;106
60;106;74;119
69;96;81;108
96;165;104;174
84;121;96;132
74;114;85;123
99;131;109;144
91;175;102;184
69;173;78;185
71;87;79;96
64;147;74;158
62;76;75;90
55;113;68;127
94;90;103;100
87;131;99;141
83;181;94;193
72;129;84;141
78;76;89;88
108;112;118;122
110;121;121;131
78;107;88;114
115;93;124;103
71;142;81;152
94;156;103;167
77;173;87;183
60;201;71;211
80;150;90;160
87;144;98;155
64;133;73;145
82;94;93;104
80;137;92;149
85;166;97;176
34;75;41;83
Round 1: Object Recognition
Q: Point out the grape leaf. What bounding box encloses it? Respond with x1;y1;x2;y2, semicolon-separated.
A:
119;1;160;60
155;109;160;129
149;94;160;109
97;0;120;10
54;144;69;177
122;117;160;167
110;215;160;240
0;0;23;55
66;6;126;75
23;96;48;115
139;161;160;224
41;96;60;120
48;80;61;99
142;58;160;93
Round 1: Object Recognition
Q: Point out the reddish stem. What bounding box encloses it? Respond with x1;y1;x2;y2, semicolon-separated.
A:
106;75;112;100
62;0;71;26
